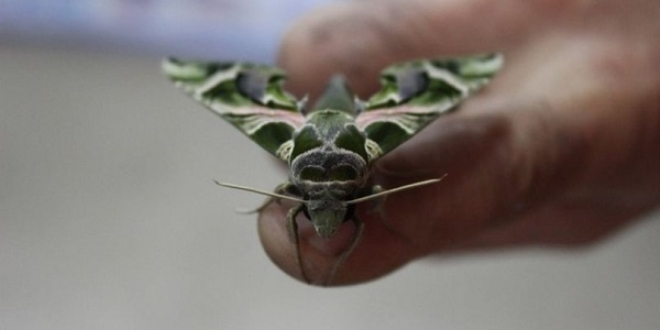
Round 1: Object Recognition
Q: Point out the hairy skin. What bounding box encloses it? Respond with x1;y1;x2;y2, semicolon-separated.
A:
259;0;660;285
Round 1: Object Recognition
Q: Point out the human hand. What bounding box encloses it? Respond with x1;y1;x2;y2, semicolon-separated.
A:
258;0;660;285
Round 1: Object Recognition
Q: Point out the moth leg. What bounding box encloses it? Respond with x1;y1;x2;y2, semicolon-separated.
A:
324;216;365;286
286;203;311;283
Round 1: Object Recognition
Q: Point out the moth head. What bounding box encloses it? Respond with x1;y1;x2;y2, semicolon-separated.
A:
306;198;348;238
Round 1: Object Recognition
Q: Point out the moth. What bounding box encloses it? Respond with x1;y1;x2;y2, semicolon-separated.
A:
162;54;502;284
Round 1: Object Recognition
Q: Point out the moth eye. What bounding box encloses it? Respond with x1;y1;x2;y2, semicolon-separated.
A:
329;165;358;181
299;166;326;182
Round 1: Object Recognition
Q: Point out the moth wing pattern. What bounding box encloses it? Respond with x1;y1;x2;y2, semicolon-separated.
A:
162;58;306;161
356;53;503;160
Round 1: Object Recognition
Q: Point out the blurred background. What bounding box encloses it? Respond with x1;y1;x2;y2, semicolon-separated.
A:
1;1;659;329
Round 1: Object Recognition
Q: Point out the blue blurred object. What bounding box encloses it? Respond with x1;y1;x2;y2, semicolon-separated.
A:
0;0;335;62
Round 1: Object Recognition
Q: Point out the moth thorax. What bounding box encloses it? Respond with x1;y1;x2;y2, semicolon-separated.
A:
306;198;349;238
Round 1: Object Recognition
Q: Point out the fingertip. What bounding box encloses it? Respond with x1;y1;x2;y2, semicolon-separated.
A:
257;202;418;286
256;203;299;279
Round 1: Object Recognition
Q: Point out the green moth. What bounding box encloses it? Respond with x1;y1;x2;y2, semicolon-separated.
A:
162;54;503;284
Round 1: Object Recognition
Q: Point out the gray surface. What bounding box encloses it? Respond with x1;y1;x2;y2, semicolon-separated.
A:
1;45;659;330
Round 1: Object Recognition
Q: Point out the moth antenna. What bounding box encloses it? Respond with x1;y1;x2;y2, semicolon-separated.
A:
234;207;259;214
214;180;305;203
297;94;309;113
345;174;448;205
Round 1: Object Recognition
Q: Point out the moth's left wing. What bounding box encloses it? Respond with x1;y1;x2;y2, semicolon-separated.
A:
163;59;306;161
356;54;503;160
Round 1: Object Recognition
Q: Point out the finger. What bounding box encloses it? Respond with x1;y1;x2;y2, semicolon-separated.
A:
278;0;564;97
258;202;415;285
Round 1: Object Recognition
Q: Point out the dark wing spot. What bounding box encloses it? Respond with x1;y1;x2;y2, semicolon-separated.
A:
395;68;428;101
236;69;269;103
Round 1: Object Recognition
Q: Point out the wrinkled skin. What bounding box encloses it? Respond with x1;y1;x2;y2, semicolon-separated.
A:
258;0;660;285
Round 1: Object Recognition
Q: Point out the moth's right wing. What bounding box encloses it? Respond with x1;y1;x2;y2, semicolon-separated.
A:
356;54;503;160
